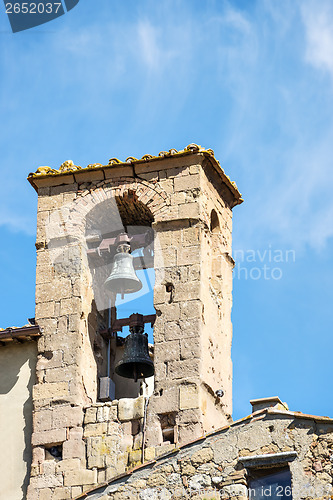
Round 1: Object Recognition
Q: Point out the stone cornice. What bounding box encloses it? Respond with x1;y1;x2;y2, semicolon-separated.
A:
27;144;243;206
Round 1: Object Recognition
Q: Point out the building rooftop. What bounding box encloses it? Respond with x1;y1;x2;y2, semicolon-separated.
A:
75;402;333;499
27;143;243;207
0;324;41;346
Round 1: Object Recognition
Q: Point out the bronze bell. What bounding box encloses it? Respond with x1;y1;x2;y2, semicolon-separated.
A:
104;242;142;297
115;314;154;382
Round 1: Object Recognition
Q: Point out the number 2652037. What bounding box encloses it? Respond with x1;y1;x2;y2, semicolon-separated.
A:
5;3;62;14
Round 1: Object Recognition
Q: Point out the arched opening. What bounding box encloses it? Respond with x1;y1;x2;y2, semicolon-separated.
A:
85;192;155;402
210;209;220;233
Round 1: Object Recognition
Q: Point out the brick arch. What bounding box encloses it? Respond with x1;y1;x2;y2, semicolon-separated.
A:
63;178;170;238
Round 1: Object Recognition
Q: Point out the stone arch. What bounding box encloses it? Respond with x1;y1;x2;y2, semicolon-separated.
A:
45;178;168;296
76;177;169;225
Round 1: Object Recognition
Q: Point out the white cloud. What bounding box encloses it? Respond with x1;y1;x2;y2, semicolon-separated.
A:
301;0;333;79
137;21;163;71
0;208;35;236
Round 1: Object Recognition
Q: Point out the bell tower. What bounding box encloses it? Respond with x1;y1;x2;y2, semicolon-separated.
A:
28;144;242;498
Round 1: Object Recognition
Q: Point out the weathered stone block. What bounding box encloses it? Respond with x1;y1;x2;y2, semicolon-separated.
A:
118;397;145;421
87;437;104;469
35;301;55;319
144;447;156;462
179;318;200;337
39;488;53;500
44;366;78;384
41;460;56;475
114;452;129;474
62;438;85;460
150;387;179;414
171;192;186;205
83;423;107;438
104;165;134;178
164;322;182;341
154;340;180;362
168;359;200;380
64;469;97;487
71;486;82;498
53;486;72;499
33;382;69;401
33;473;64;489
177;421;203;445
158;178;174;194
178;202;200;219
155;247;177;269
177;246;200;267
180;384;199;410
180;337;201;360
108;421;121;436
189;164;200;174
154;362;167;381
191;447;214;465
173;282;200;302
129;449;142;464
32;446;45;465
60;297;81;316
221;484;247;497
182;227;200;246
36;280;72;304
154;444;176;458
32;428;67;446
174;174;200;192
84;407;97;424
187;264;200;281
35;264;54;285
133;432;143;450
33;409;52;432
56;459;82;474
119;432;133;453
97;405;110;422
188;473;211;490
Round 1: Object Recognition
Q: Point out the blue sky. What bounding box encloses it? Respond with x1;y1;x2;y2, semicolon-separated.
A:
1;0;333;420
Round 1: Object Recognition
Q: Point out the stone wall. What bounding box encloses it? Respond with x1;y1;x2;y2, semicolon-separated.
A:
29;397;177;499
77;411;333;500
29;150;240;498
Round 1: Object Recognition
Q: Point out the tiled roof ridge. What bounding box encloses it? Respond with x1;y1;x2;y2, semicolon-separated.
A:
29;144;215;178
0;324;35;332
27;143;242;203
0;324;41;344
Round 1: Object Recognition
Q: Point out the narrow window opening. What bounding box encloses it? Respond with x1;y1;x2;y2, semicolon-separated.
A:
248;466;292;499
160;413;176;445
210;209;220;233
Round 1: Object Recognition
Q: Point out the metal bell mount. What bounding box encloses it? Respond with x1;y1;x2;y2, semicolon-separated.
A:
115;314;154;382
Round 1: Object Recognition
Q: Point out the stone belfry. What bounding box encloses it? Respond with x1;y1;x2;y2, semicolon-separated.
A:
27;144;242;498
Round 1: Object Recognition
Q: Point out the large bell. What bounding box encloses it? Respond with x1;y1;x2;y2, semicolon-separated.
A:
104;242;142;296
115;314;154;382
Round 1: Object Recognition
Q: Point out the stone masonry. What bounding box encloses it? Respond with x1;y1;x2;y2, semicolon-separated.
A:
27;145;243;499
76;406;333;500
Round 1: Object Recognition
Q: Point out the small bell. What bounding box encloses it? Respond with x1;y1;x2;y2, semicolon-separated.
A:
104;242;142;298
115;314;154;382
